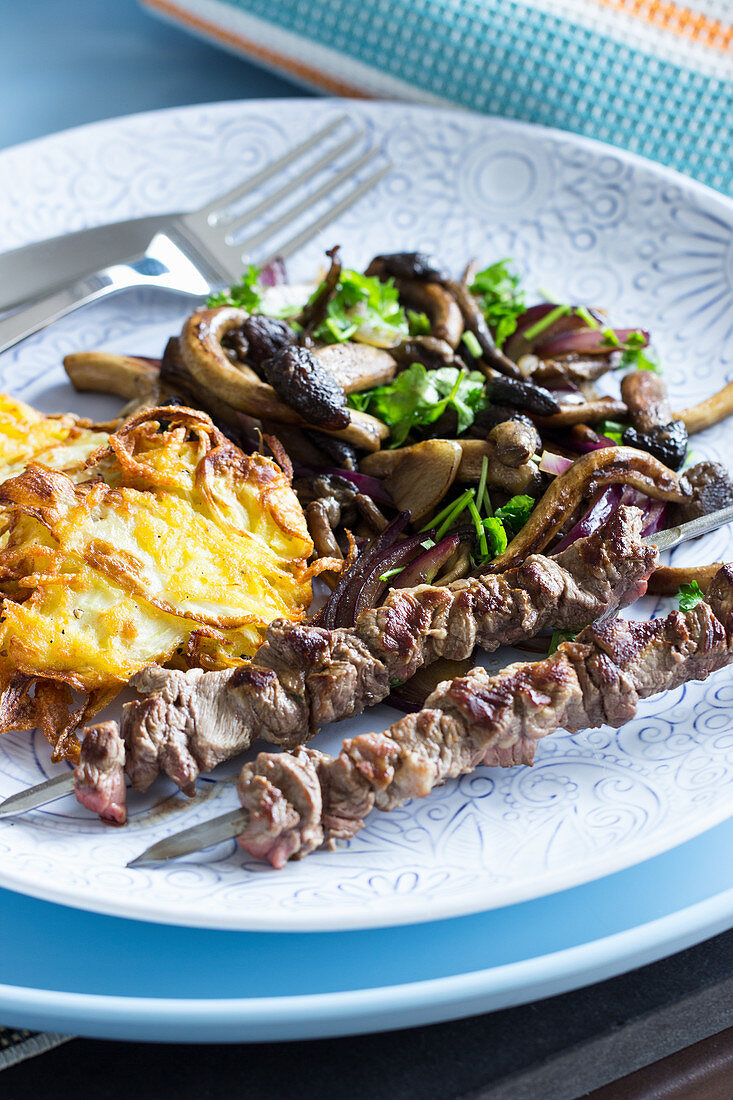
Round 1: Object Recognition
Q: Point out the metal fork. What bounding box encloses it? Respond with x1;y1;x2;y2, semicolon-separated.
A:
0;116;389;356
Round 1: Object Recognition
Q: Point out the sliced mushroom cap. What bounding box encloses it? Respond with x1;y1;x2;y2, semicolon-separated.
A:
179;306;388;451
489;446;690;572
455;440;541;494
314;342;396;392
372;439;462;523
362;439;541;495
488;419;541;468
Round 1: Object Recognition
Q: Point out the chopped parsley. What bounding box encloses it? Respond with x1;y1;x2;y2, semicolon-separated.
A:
349;363;487;447
677;581;705;612
548;629;578;655
495;494;535;532
461;330;483;359
407;310;431;336
599;419;627;445
522;304;571;342
603;329;661;373
482;516;508;560
207;264;263;311
311;269;408;345
470;260;526;348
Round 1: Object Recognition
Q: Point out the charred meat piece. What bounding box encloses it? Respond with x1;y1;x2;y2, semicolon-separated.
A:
483;371;560;416
621;371;688;471
235;569;733;865
74;721;127;826
120;507;657;792
622;421;688;472
675;461;733;523
238;315;296;366
262;345;350;431
364;252;448;283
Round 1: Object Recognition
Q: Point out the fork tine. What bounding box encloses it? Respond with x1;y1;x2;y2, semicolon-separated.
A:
259;162;392;266
200;115;352;222
221;129;363;237
236;147;383;256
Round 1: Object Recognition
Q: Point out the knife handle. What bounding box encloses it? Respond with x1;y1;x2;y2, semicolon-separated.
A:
0;235;212;356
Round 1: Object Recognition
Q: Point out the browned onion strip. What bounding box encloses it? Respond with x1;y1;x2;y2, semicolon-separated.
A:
179;307;388;452
488;446;691;572
647;563;725;596
677;380;733;435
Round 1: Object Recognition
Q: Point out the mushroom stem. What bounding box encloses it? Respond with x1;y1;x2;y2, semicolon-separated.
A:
488;446;690;572
677;380;733;435
64;352;160;401
647;563;725;596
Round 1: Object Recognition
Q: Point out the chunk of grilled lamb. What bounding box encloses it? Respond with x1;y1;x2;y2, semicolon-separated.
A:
235;565;733;866
121;506;657;793
74;721;127;826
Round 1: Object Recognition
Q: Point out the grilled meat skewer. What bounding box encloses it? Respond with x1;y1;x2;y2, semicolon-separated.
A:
119;506;656;795
133;564;733;869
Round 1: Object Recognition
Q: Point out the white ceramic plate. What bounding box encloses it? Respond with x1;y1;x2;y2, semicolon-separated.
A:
0;100;731;932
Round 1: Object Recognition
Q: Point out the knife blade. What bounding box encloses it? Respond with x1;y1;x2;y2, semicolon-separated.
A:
0;214;180;313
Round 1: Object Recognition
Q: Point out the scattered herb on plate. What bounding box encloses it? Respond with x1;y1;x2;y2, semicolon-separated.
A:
349;364;487;447
470;260;526;348
677;581;705;611
207;264;263;311
311;269;408;345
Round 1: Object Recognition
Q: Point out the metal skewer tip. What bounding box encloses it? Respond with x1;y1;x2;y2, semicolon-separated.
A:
642;501;733;553
0;771;76;819
127;808;248;868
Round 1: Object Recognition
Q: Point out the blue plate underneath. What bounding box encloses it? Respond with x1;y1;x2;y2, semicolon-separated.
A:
3;814;733;1042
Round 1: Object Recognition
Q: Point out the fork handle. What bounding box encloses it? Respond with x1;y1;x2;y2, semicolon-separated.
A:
0;264;147;356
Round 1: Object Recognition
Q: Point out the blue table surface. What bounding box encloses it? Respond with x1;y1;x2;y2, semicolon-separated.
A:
0;0;311;151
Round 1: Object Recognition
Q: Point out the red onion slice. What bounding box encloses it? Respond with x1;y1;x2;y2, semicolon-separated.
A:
535;328;649;359
551;485;624;553
538;451;574;477
260;258;288;287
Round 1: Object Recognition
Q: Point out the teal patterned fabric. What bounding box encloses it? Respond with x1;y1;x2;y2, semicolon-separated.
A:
144;0;733;193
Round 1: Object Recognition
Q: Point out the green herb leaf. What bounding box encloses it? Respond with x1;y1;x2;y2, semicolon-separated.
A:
207;264;263;311
482;516;508;560
311;269;408;345
462;331;483;359
548;629;578;655
677;580;705;612
599;419;627;444
379;567;405;582
602;329;662;374
470;260;526;348
350;363;487;447
522;304;571;342
495;494;535;532
407;310;431;336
